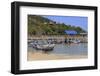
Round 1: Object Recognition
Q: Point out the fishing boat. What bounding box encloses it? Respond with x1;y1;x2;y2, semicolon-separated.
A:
35;44;55;50
32;40;55;50
72;40;80;44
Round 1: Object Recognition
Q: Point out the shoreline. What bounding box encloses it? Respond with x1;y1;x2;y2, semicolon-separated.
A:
27;51;87;61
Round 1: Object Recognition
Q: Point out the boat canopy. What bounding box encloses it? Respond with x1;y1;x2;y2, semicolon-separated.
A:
64;30;77;35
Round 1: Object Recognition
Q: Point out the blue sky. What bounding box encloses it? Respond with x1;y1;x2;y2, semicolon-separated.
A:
43;15;88;31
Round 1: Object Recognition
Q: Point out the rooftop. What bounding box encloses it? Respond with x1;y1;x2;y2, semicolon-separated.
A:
64;30;77;35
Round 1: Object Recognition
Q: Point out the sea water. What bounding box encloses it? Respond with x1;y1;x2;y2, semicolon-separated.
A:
28;43;87;56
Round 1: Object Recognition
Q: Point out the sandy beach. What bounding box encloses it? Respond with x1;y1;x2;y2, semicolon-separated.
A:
27;51;87;61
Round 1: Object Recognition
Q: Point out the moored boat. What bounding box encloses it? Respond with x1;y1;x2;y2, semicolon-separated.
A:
32;40;55;50
35;44;55;50
72;40;80;44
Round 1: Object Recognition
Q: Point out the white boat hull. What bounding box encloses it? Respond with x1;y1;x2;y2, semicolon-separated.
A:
35;44;55;50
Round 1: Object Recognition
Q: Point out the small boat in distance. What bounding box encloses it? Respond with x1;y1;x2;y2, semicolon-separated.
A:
72;40;81;44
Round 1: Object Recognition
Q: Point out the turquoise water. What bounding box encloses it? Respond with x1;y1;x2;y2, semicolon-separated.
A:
28;43;87;56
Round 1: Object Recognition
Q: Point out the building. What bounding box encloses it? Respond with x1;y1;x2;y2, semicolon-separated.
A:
64;30;87;43
79;33;87;37
64;30;77;35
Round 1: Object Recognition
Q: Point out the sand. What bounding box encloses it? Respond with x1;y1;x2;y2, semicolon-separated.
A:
27;51;87;61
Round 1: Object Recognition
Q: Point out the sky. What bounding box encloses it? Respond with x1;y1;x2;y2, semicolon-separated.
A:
43;15;88;31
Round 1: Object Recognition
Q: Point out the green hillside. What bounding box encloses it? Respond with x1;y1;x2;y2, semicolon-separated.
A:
28;15;86;36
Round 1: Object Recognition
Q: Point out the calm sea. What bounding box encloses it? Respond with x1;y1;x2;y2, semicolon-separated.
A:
28;43;88;56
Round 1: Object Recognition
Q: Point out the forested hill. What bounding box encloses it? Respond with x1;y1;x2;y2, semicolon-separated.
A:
28;15;86;35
